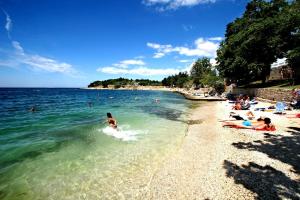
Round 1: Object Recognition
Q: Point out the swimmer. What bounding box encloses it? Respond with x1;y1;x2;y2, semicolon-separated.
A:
106;112;117;129
29;105;37;112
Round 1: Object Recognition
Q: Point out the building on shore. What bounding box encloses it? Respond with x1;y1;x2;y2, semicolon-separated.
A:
269;58;293;80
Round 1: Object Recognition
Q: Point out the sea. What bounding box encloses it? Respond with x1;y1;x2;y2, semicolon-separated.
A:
0;88;194;199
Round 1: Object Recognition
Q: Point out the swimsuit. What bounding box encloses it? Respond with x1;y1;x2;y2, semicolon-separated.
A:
256;125;276;131
242;120;252;126
108;119;117;128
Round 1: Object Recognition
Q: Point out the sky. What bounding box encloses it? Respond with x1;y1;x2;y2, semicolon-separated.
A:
0;0;249;87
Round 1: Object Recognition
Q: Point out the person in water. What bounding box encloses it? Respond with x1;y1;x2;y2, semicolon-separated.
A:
29;105;37;112
107;112;117;129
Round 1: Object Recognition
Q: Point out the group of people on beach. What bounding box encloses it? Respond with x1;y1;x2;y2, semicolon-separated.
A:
232;94;252;110
221;89;300;131
222;95;275;131
291;88;300;109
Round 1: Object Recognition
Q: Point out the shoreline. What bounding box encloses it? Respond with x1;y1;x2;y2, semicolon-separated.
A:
83;86;173;91
146;101;300;199
84;87;227;101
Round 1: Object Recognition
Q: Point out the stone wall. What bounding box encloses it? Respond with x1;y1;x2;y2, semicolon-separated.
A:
231;88;293;102
255;88;292;102
269;66;293;80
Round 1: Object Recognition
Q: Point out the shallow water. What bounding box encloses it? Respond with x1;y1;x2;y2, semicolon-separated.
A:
0;88;192;199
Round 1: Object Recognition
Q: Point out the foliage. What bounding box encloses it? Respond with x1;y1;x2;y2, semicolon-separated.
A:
162;57;224;92
135;79;161;86
287;47;300;84
200;70;221;87
213;82;225;94
216;0;300;85
162;72;190;88
190;58;211;80
88;78;161;88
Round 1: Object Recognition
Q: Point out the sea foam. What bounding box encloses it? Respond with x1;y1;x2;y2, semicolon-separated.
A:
101;126;145;141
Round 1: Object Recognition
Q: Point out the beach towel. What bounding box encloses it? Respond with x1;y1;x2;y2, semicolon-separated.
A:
286;113;300;118
223;124;276;131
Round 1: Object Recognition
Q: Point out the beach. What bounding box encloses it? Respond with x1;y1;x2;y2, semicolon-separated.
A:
148;101;300;199
0;89;299;199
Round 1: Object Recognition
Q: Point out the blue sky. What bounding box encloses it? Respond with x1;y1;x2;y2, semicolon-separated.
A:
0;0;248;87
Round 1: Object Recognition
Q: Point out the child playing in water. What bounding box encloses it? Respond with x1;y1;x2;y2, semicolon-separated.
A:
107;112;117;129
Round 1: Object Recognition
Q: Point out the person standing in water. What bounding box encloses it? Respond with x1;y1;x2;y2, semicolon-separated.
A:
107;112;117;129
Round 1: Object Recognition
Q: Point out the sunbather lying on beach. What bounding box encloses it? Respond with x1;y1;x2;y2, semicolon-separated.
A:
222;117;276;131
219;111;255;122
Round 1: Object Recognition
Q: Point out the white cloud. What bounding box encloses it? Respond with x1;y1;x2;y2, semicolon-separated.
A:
194;37;219;56
22;55;75;74
0;12;80;77
153;52;166;58
97;57;183;76
208;37;223;41
143;0;171;5
0;59;19;68
98;66;180;76
0;41;79;76
134;55;145;59
97;56;199;77
147;42;176;58
113;59;145;68
12;41;25;55
210;58;217;66
147;37;220;58
143;0;215;10
2;10;12;38
271;58;287;68
182;24;193;31
178;59;193;63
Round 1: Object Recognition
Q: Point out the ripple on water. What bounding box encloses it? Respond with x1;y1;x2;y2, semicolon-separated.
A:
0;89;191;199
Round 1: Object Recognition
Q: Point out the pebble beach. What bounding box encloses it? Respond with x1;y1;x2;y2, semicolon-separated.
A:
147;101;300;199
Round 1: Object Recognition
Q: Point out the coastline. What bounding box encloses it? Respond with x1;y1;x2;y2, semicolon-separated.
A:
85;87;227;101
146;101;300;199
83;86;173;91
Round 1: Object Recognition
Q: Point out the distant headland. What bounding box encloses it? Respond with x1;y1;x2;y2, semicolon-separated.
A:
87;77;166;90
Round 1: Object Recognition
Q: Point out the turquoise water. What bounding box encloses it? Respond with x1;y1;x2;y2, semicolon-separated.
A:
0;88;192;199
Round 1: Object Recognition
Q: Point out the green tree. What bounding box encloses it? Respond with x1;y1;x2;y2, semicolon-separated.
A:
283;0;300;84
88;78;162;88
162;72;190;88
216;0;300;85
190;58;211;79
201;70;221;87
